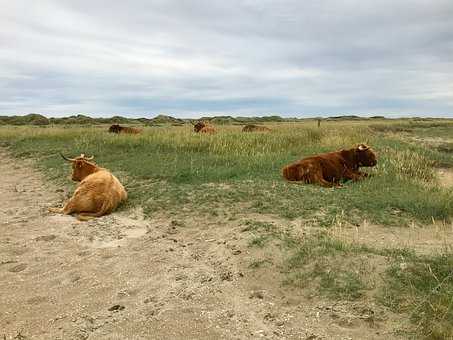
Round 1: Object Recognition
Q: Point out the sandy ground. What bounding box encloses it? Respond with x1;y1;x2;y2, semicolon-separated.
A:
0;149;413;340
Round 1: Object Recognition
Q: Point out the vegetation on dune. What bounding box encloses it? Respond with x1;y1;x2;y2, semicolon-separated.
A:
380;252;453;339
0;120;451;226
2;113;448;127
246;222;453;338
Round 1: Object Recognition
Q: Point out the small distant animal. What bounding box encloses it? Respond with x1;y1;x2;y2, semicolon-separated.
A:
49;153;127;220
193;121;216;134
108;124;141;134
282;144;377;187
242;124;271;132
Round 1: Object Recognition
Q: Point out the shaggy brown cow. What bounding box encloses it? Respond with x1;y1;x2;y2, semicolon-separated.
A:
282;144;377;187
193;121;216;134
108;124;141;134
49;154;127;220
242;124;271;132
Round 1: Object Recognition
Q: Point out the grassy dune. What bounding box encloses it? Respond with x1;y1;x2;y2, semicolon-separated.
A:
0;120;451;225
1;119;453;338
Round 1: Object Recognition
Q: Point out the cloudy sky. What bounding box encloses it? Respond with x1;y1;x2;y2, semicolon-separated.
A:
2;0;453;118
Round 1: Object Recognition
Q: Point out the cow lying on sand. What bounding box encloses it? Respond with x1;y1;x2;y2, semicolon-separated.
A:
49;154;127;220
108;124;142;134
242;124;271;132
193;121;216;134
282;144;377;187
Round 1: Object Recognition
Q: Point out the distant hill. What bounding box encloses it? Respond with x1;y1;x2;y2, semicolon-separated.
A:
149;114;185;125
49;114;95;125
327;115;363;120
196;115;300;124
0;113;50;125
197;116;240;125
0;113;393;126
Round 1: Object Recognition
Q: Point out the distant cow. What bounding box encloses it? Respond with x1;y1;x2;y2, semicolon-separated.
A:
242;124;271;132
282;144;377;187
49;154;127;220
108;124;141;134
193;121;216;134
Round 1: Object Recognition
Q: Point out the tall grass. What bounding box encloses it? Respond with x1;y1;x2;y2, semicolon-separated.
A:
0;122;451;225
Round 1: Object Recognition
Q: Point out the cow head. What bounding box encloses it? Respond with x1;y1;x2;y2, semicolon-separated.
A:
60;153;98;181
356;144;377;167
109;124;122;133
193;121;206;132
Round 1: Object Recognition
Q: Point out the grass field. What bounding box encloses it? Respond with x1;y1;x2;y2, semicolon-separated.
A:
1;119;452;338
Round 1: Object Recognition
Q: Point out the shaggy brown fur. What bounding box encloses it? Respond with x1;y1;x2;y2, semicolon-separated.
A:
49;154;127;220
108;124;142;134
193;121;216;134
282;144;377;187
242;124;271;132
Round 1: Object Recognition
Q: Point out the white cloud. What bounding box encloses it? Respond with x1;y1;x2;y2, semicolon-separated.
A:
1;0;452;117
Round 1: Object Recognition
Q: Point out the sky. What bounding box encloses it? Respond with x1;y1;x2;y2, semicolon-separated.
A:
1;0;453;118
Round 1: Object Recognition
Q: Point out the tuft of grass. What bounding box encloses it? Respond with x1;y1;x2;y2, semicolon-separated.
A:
248;259;272;269
379;252;453;339
315;263;366;300
243;220;295;248
277;232;371;300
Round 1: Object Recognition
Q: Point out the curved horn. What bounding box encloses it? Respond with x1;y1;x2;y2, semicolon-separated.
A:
60;152;75;162
358;144;369;151
79;154;94;160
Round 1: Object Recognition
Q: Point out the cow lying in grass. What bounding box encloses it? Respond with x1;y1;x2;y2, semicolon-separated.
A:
282;144;377;187
108;124;142;134
242;124;271;132
193;121;216;134
49;154;127;220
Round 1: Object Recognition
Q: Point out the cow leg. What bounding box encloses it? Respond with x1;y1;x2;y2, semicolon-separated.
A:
76;211;105;221
309;172;336;187
343;169;363;181
76;198;113;221
48;207;64;213
357;171;370;178
48;199;77;215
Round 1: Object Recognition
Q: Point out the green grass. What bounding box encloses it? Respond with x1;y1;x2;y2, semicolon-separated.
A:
0;122;451;226
380;252;453;339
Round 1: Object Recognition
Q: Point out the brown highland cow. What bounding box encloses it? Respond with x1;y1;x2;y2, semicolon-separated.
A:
49;154;127;220
108;124;142;134
193;121;216;134
282;144;377;187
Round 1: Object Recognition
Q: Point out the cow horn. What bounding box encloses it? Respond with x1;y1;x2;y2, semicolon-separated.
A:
60;153;75;162
80;154;94;160
358;144;369;151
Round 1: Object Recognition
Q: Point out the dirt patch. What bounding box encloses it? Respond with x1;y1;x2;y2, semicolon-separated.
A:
0;148;410;339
